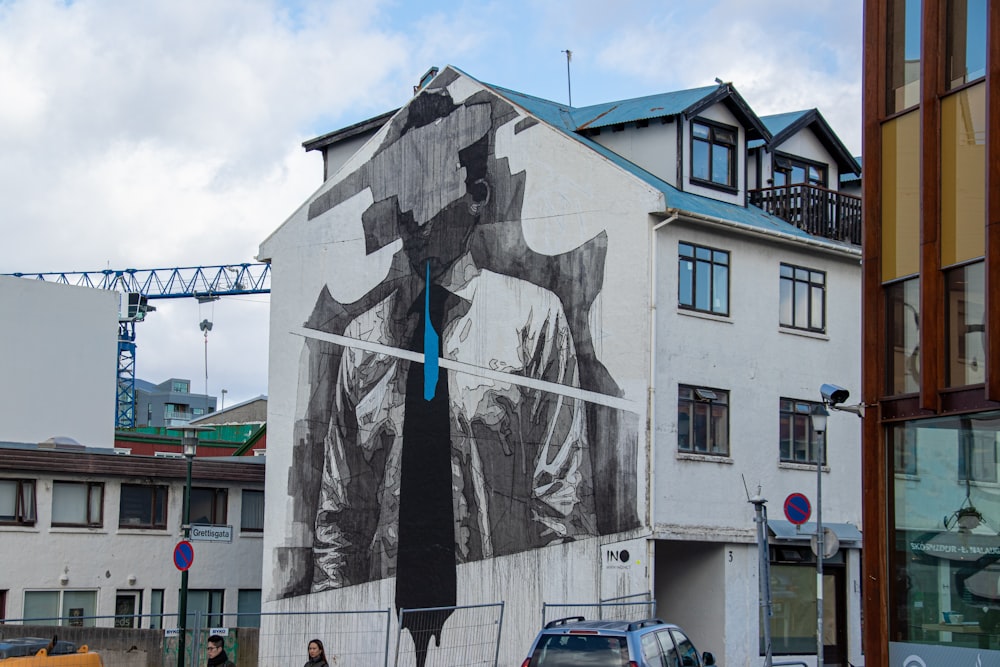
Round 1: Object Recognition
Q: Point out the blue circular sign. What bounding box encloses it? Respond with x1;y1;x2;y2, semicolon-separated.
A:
784;493;811;525
173;540;194;571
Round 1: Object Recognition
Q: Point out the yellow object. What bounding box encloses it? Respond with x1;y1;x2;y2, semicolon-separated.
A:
0;641;102;666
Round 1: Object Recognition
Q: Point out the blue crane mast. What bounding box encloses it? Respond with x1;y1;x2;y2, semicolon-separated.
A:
3;263;271;429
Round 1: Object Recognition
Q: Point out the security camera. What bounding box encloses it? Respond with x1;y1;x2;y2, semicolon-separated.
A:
820;383;850;406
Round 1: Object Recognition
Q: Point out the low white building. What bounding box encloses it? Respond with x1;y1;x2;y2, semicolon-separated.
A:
259;65;862;667
0;440;265;628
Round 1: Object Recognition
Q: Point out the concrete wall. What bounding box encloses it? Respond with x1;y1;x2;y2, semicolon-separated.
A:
591;120;679;188
0;277;118;447
0;625;259;667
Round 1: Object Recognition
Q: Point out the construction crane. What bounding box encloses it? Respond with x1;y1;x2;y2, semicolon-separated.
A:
3;263;271;429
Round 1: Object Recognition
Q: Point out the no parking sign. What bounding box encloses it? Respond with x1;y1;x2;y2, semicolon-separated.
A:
783;493;811;525
173;540;194;571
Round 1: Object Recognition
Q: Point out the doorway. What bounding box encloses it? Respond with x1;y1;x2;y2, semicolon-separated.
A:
114;591;142;628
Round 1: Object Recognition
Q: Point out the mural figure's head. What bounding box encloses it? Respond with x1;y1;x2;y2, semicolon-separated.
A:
372;87;497;282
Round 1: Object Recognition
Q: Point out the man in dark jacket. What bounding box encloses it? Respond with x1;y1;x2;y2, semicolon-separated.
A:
206;635;235;667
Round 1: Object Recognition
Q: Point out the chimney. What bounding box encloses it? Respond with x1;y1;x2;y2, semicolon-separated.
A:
414;67;440;95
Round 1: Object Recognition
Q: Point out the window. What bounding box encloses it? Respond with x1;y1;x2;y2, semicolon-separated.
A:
114;591;141;628
189;488;227;525
780;264;826;332
655;631;679;666
893;423;918;475
52;482;104;527
890;413;1000;650
186;589;224;628
887;0;921;113
959;423;998;484
119;484;168;529
691;118;737;189
237;589;261;628
762;557;839;655
241;490;264;532
0;479;36;525
886;277;920;395
780;399;827;464
679;242;729;315
670;629;701;667
640;631;664;664
773;155;827;188
946;0;986;90
23;590;97;627
678;385;729;456
149;589;165;630
171;380;189;393
945;262;985;388
0;590;6;622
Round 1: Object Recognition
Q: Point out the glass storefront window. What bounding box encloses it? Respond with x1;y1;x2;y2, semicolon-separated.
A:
946;262;985;387
890;414;1000;652
886;278;921;395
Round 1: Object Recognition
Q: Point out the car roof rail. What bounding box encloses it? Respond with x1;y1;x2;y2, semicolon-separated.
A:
627;618;666;631
544;616;587;629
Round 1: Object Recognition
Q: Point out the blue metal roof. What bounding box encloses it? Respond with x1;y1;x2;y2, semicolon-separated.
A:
570;85;720;130
483;80;832;244
841;156;863;184
748;110;812;149
761;110;812;136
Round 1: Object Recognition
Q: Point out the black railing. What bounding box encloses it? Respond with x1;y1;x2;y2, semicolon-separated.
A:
749;184;862;246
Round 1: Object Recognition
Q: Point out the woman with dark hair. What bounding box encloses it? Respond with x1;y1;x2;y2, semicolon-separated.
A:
304;638;329;667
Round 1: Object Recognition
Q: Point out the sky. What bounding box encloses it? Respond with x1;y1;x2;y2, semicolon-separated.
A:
0;0;862;411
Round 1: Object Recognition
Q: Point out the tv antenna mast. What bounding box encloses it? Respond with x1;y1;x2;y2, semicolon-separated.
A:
561;49;573;106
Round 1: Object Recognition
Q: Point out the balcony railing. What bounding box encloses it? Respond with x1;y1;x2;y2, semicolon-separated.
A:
749;184;862;246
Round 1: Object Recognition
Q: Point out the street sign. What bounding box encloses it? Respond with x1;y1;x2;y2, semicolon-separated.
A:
173;540;194;571
190;524;233;543
783;493;811;525
811;527;840;558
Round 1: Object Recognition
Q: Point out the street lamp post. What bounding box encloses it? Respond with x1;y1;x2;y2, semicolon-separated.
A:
177;426;210;667
810;404;829;667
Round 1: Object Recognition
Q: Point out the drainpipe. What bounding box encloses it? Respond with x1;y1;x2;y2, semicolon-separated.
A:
648;211;679;530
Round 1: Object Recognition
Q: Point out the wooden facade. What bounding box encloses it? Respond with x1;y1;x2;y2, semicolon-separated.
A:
862;1;1000;663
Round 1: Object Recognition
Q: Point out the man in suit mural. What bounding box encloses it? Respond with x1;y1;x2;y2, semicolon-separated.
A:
287;69;639;665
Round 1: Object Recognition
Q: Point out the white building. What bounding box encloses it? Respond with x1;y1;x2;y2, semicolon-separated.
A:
0;276;118;447
0;441;265;628
259;65;862;667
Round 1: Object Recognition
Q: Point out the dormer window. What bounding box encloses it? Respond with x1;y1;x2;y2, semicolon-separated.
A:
773;154;827;187
690;118;737;190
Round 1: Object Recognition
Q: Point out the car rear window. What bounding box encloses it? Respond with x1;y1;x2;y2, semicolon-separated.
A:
529;633;629;667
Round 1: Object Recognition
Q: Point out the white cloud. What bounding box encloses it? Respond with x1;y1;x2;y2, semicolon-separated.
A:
0;0;863;408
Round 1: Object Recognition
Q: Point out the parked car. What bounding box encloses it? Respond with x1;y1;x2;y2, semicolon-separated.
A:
0;637;103;666
521;616;717;667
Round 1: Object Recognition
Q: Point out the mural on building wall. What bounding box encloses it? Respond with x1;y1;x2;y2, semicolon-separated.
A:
279;69;640;665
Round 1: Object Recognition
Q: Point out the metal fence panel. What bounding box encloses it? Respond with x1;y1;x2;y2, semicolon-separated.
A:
395;603;504;667
255;608;393;667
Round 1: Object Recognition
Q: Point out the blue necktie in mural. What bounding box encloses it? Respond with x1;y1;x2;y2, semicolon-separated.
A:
396;262;456;667
423;262;439;400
